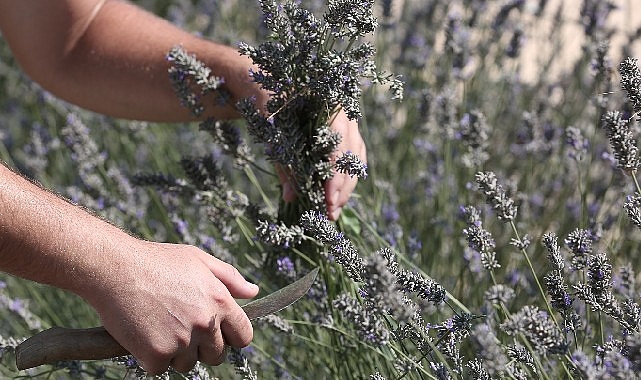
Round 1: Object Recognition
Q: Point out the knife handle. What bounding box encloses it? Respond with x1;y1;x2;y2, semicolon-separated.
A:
15;326;128;370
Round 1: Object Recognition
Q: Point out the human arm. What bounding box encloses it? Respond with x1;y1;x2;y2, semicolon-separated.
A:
0;0;266;122
0;163;259;374
0;0;366;218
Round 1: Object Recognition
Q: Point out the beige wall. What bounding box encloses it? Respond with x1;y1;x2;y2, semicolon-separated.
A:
384;0;641;82
520;0;641;82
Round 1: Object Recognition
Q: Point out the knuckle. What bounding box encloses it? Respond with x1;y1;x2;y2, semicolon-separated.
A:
175;334;191;349
148;342;175;363
224;264;241;279
200;346;227;367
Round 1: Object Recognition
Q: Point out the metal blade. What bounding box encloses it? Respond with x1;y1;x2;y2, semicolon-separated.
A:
15;267;319;370
242;267;318;320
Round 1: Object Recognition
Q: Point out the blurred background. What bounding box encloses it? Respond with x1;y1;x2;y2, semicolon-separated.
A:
2;0;641;378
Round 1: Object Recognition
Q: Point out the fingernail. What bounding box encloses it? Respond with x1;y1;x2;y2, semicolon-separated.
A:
246;281;259;292
330;207;342;221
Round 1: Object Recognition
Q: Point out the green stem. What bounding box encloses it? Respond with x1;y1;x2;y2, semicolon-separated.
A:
631;170;641;194
509;220;559;328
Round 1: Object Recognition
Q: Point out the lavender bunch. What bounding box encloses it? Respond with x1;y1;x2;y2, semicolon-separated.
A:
237;0;402;220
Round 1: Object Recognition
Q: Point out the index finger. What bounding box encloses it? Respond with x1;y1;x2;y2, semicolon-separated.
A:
201;253;259;299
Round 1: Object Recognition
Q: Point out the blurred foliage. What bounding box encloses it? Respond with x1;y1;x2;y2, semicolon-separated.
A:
1;0;641;379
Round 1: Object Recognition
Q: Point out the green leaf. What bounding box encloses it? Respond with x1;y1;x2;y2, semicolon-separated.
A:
338;207;361;235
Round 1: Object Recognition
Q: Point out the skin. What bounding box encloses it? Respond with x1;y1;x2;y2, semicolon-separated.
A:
0;0;365;374
0;164;257;374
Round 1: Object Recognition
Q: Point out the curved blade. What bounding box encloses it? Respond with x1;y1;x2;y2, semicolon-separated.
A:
243;267;318;319
15;267;319;370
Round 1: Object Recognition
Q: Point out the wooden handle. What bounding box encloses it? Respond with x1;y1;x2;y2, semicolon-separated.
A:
15;326;128;370
15;269;320;370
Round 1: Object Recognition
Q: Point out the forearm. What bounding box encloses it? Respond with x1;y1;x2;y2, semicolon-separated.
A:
0;163;259;373
0;163;132;298
0;0;265;122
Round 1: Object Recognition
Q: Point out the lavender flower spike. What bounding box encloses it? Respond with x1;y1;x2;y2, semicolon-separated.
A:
501;305;567;355
624;193;641;230
600;110;640;173
542;232;564;271
228;348;258;380
167;46;227;117
335;150;368;179
564;228;593;270
333;293;390;346
474;171;518;222
255;220;304;248
461;205;500;271
620;57;641;116
300;211;364;281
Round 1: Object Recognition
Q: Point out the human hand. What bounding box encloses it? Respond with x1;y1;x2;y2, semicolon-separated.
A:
278;109;367;221
324;110;366;220
83;239;259;375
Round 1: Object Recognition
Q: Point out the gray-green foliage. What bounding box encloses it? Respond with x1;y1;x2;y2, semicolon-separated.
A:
2;0;641;379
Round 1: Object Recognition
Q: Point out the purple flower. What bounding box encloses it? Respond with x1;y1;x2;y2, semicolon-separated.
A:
277;256;296;276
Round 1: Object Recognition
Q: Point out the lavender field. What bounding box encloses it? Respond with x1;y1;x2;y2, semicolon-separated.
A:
2;0;641;379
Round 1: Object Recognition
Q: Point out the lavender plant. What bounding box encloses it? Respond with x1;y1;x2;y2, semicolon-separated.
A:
460;70;641;373
3;0;641;379
235;0;401;222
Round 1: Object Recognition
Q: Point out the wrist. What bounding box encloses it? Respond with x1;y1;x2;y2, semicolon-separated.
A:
69;228;141;307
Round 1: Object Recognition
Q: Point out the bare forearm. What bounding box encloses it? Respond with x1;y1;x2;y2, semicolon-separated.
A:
0;163;259;372
0;163;131;297
0;0;264;122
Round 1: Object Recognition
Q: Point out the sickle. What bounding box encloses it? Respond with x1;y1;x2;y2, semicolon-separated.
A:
15;268;319;370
